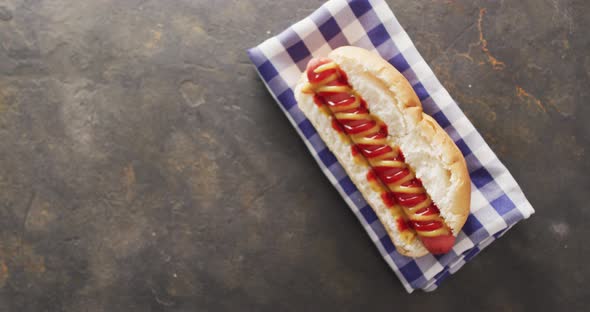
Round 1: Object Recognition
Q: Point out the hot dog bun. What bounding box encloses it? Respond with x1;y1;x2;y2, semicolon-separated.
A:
294;46;470;257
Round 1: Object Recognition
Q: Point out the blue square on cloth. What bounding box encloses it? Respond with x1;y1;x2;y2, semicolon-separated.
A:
389;53;411;72
399;261;423;283
286;41;311;63
433;111;452;129
491;194;517;216
259;60;279;82
380;235;397;254
349;0;372;18
367;24;390;48
277;89;297;110
462;214;484;235
318;148;337;167
455;139;472;156
360;205;378;224
318;17;341;41
471;167;494;188
298;119;316;139
339;176;357;195
412;82;430;101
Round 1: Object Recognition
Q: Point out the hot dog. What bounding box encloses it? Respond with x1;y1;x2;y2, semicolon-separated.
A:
295;46;470;257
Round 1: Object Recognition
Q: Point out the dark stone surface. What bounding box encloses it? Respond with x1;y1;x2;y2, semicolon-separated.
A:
0;0;587;310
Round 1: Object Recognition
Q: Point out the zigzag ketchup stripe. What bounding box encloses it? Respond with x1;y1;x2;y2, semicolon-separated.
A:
302;57;455;254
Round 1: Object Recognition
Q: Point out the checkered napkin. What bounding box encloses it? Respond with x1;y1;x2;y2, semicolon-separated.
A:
247;0;534;292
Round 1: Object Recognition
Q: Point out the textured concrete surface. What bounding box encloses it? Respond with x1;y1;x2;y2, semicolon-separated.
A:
0;0;588;311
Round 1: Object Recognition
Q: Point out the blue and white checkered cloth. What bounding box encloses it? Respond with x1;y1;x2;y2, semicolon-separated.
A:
247;0;534;292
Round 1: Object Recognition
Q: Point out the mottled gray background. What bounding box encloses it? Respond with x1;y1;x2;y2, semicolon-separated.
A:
0;0;588;311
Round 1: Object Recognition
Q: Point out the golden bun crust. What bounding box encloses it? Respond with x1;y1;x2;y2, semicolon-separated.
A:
416;114;471;233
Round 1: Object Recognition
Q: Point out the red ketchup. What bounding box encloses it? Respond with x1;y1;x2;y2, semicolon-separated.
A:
397;218;410;232
305;57;455;254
